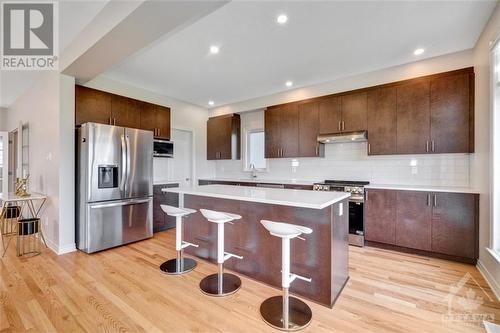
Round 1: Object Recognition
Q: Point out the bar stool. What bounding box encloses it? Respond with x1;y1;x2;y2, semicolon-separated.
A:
160;205;199;275
199;209;243;296
260;220;313;331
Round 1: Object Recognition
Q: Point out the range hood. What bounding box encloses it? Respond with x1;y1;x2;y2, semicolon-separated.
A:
317;131;367;144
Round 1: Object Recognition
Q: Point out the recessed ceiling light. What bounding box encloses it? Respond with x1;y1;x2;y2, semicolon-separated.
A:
285;81;293;87
209;46;219;54
276;14;288;24
208;100;215;106
414;48;424;55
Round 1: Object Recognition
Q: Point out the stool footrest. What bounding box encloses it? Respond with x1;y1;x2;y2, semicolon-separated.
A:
290;273;312;284
223;251;243;262
181;241;199;249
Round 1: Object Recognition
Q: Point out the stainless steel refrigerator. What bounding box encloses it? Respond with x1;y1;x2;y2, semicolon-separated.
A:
76;122;153;253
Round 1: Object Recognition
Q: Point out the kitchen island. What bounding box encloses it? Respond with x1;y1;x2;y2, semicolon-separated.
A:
163;184;350;307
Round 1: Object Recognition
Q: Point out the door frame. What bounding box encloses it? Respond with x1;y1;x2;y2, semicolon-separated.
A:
0;131;8;196
171;127;195;186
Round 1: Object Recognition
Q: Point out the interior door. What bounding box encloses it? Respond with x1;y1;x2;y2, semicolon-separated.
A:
170;129;193;187
125;128;153;198
88;123;125;202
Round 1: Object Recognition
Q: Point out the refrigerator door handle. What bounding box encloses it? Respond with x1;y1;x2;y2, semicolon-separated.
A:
125;135;131;193
120;134;127;192
90;198;151;209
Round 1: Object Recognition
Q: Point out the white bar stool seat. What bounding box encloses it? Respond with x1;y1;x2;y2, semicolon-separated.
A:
260;220;313;331
159;205;198;275
199;209;243;297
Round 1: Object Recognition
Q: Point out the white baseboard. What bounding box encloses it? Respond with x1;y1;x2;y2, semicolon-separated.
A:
477;259;500;301
45;237;76;255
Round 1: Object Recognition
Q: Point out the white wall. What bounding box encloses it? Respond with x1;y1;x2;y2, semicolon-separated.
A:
4;72;76;254
0;108;7;130
472;3;500;298
85;76;215;182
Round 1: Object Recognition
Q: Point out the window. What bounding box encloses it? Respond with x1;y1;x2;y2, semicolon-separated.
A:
491;41;500;258
246;129;267;170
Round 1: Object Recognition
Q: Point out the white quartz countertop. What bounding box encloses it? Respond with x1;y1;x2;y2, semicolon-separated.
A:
163;185;350;209
198;178;318;186
365;184;480;194
153;180;180;186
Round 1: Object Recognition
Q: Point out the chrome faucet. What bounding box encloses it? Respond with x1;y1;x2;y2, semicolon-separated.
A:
250;164;258;179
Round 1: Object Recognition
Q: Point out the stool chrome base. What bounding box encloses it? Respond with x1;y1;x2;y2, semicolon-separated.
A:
260;295;312;331
199;272;241;297
160;257;197;275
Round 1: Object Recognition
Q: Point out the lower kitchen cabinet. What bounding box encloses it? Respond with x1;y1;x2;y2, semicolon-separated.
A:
365;188;479;263
364;189;396;244
153;183;179;233
198;179;312;190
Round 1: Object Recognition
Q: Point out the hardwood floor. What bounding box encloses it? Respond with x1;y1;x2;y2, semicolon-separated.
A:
1;230;499;332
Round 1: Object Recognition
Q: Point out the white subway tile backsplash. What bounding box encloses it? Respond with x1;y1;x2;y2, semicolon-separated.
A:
214;142;470;187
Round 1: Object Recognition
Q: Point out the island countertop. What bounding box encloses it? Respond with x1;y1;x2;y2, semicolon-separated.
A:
163;184;350;209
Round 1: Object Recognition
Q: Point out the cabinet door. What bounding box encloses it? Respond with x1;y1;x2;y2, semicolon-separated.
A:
280;103;299;158
396;81;431;154
111;95;142;128
265;107;282;158
367;87;397;155
156;106;171;140
318;97;341;134
431;192;478;259
298;101;321;157
207;117;222;160
341;92;367;132
216;116;233;159
140;103;156;133
365;189;397;244
430;73;471;153
75;85;112;126
396;191;432;251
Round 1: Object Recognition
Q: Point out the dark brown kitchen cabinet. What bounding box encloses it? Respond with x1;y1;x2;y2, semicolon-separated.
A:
298;101;324;157
395;191;432;251
430;72;473;153
265;104;299;158
318;93;367;134
396;81;431;154
365;188;478;263
431;192;478;259
365;189;397;244
75;85;112;126
207;114;241;160
367;87;397;155
153;183;179;232
340;92;367;132
319;97;341;134
111;94;142;128
140;104;171;139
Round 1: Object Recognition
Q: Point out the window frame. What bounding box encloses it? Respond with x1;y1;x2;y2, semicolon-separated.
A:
244;128;268;172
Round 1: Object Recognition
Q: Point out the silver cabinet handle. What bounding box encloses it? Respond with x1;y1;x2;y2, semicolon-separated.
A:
109;117;112;125
426;141;429;152
427;194;431;206
158;128;161;137
315;144;319;156
368;143;371;155
113;118;116;126
342;121;345;131
365;190;368;201
277;148;280;157
338;121;341;132
431;140;435;152
434;194;437;207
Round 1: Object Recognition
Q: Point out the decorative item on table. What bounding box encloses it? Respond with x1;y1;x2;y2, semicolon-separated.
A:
15;175;30;197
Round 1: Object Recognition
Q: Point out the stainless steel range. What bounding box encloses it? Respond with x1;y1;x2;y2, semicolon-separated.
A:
313;180;369;247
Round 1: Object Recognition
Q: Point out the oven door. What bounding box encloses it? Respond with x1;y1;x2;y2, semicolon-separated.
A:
348;201;364;247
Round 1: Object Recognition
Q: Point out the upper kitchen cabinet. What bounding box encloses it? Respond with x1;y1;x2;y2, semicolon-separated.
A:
430;71;474;153
298;101;324;157
367;87;397;155
207;114;241;160
75;85;172;138
140;104;171;139
75;85;112;126
265;104;299;158
318;93;367;134
396;80;431;154
110;94;142;128
340;92;367;132
319;97;341;134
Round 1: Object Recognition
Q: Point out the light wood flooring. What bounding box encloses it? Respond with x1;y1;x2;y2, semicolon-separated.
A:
1;230;499;332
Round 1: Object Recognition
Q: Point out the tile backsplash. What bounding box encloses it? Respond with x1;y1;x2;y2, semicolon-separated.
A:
214;142;470;187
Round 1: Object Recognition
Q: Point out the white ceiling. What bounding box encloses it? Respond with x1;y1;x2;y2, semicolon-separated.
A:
102;0;496;108
0;1;109;108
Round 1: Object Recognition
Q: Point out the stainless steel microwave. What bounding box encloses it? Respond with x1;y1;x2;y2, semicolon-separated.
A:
153;139;174;157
